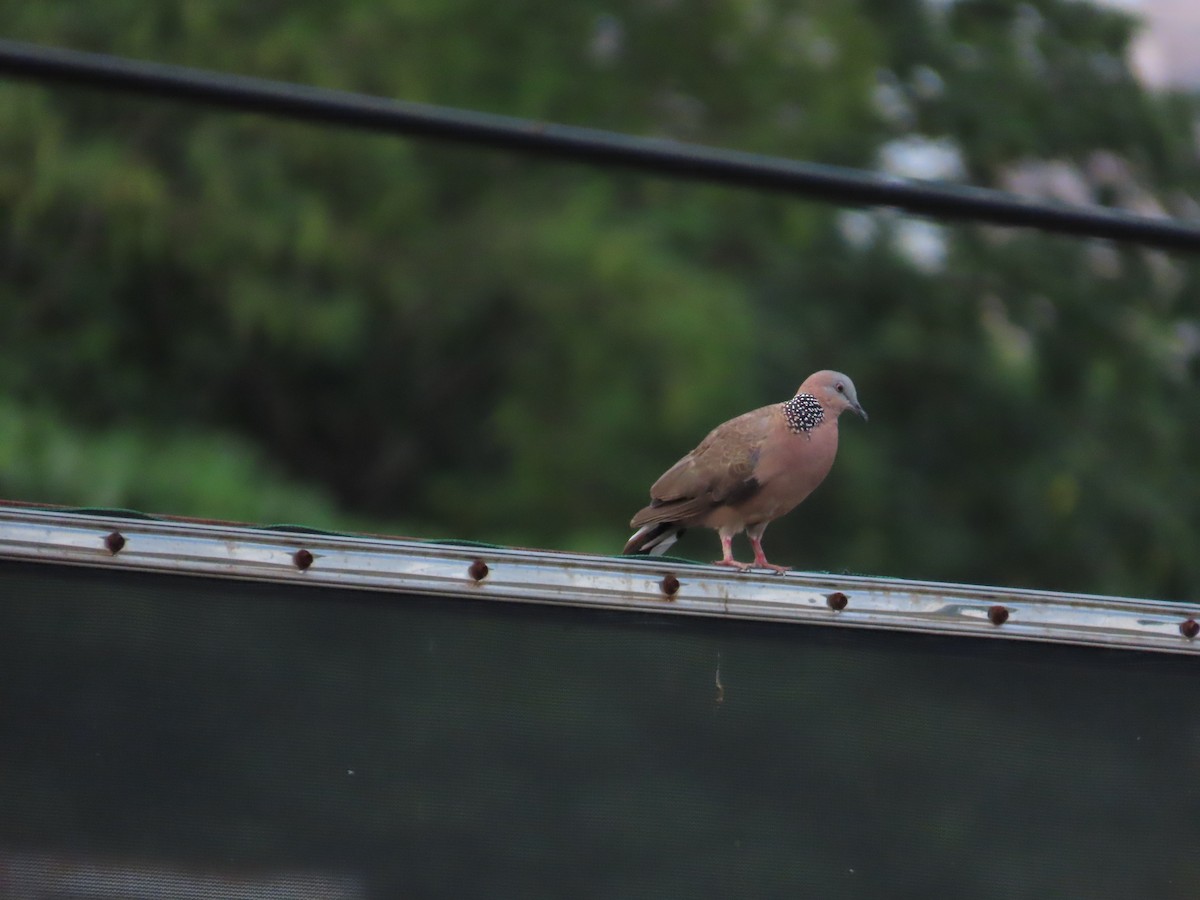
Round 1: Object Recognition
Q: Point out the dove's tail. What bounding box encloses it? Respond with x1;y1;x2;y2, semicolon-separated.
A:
623;522;686;556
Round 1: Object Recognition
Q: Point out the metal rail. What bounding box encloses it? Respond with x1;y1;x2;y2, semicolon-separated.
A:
2;506;1197;655
2;38;1199;251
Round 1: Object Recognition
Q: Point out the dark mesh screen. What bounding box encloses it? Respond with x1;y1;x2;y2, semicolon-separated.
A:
1;559;1197;898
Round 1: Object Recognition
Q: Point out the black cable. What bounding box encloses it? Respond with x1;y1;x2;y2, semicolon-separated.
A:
1;38;1198;252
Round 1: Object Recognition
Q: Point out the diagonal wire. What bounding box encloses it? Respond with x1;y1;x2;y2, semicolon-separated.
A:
1;38;1199;251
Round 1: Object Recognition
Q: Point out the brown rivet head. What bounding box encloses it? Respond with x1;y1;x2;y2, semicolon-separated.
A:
826;591;848;611
469;559;489;582
293;549;314;570
104;531;125;555
988;605;1009;626
1181;619;1199;639
660;574;680;597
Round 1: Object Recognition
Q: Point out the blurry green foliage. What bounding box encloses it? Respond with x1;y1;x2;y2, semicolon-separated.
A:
0;0;1199;598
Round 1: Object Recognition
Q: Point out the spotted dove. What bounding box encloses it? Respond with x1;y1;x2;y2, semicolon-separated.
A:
623;370;866;572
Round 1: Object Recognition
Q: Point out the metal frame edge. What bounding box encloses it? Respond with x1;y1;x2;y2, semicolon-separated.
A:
1;506;1197;656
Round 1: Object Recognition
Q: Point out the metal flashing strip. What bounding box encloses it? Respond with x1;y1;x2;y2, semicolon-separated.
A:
0;506;1197;656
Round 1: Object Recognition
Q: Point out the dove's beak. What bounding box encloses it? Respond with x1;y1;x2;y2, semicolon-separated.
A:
852;402;868;422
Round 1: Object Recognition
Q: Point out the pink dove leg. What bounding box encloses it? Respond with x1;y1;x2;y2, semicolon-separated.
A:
712;531;752;571
748;532;789;574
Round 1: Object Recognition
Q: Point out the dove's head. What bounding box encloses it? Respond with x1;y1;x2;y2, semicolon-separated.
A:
800;370;868;422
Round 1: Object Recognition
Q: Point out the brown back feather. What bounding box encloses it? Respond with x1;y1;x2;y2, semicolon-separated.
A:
629;404;779;528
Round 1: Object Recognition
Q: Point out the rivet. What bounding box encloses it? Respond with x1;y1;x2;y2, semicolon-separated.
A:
988;605;1009;626
826;591;848;611
469;559;489;582
293;549;314;570
660;574;680;597
104;531;126;555
1181;619;1199;639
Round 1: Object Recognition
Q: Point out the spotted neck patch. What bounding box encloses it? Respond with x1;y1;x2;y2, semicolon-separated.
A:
783;392;824;434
